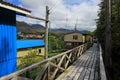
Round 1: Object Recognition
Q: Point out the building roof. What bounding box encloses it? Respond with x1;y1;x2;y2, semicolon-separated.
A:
64;32;83;36
0;1;31;15
17;40;45;49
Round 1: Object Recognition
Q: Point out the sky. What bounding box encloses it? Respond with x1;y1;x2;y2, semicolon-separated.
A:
4;0;101;31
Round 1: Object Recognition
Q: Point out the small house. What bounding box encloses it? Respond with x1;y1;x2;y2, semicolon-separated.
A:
17;40;45;65
17;40;45;57
64;32;85;49
84;34;93;43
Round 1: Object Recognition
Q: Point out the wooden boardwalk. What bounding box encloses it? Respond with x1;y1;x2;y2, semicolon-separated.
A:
0;43;106;80
56;44;99;80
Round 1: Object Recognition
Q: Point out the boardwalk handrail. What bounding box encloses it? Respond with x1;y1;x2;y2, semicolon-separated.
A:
99;45;107;80
0;43;92;80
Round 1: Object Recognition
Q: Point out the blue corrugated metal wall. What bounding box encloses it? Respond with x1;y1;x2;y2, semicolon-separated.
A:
0;7;16;77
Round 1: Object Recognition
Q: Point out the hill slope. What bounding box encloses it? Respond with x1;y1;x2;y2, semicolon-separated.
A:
17;21;89;34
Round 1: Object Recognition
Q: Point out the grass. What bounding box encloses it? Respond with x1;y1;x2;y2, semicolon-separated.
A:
17;56;44;70
48;52;61;57
17;51;62;79
17;51;61;70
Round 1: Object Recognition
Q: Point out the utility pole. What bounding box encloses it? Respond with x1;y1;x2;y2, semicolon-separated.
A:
45;6;49;59
105;0;112;79
74;18;78;32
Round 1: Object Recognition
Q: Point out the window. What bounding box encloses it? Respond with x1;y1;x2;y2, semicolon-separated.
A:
38;49;41;54
73;35;78;40
66;43;72;46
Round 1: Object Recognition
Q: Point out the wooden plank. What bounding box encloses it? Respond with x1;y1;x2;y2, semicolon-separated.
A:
77;50;92;80
69;55;89;80
56;44;99;80
65;52;89;80
73;67;83;80
99;45;107;80
55;59;79;80
35;63;49;80
78;68;87;80
64;57;85;80
11;76;32;80
65;48;91;80
51;55;66;80
65;53;72;62
49;62;65;71
84;47;96;80
77;46;82;57
65;53;72;69
56;50;87;80
89;51;97;80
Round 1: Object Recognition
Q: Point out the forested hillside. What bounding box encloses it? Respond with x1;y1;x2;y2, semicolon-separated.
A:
96;0;120;80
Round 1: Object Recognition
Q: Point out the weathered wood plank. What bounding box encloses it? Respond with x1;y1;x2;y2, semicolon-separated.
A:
77;50;93;80
64;56;87;80
99;45;107;80
56;50;87;80
68;54;89;80
65;53;72;69
49;62;65;71
51;55;66;80
73;53;90;80
56;44;103;80
84;47;96;80
56;46;93;80
35;63;49;80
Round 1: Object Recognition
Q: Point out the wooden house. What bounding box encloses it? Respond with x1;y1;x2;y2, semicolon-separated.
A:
64;32;85;49
84;34;93;43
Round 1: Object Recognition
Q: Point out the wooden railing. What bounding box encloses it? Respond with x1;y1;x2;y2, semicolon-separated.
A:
0;43;91;80
99;45;107;80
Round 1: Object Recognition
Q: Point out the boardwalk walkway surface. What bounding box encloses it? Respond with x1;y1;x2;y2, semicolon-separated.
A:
56;44;99;80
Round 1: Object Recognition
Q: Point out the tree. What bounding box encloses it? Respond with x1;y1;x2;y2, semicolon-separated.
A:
96;0;120;79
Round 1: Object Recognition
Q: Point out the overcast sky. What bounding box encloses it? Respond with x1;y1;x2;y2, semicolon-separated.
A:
5;0;101;31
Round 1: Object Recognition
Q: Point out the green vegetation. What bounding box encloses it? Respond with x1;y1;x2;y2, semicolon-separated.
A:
96;0;120;79
48;35;64;52
18;50;61;70
48;52;61;57
17;50;44;70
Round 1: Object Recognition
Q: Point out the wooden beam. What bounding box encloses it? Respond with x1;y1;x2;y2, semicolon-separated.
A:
65;54;72;62
49;62;65;71
65;53;72;69
45;6;50;59
51;55;66;80
26;15;47;21
35;63;49;80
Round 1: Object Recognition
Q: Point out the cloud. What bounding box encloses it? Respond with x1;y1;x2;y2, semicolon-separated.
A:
17;0;101;31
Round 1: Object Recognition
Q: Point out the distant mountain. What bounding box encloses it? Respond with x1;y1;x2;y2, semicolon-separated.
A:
32;24;45;30
51;28;73;33
17;21;89;34
16;21;45;33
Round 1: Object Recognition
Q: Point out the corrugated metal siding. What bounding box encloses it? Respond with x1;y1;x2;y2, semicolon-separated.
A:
17;40;45;49
0;7;16;77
